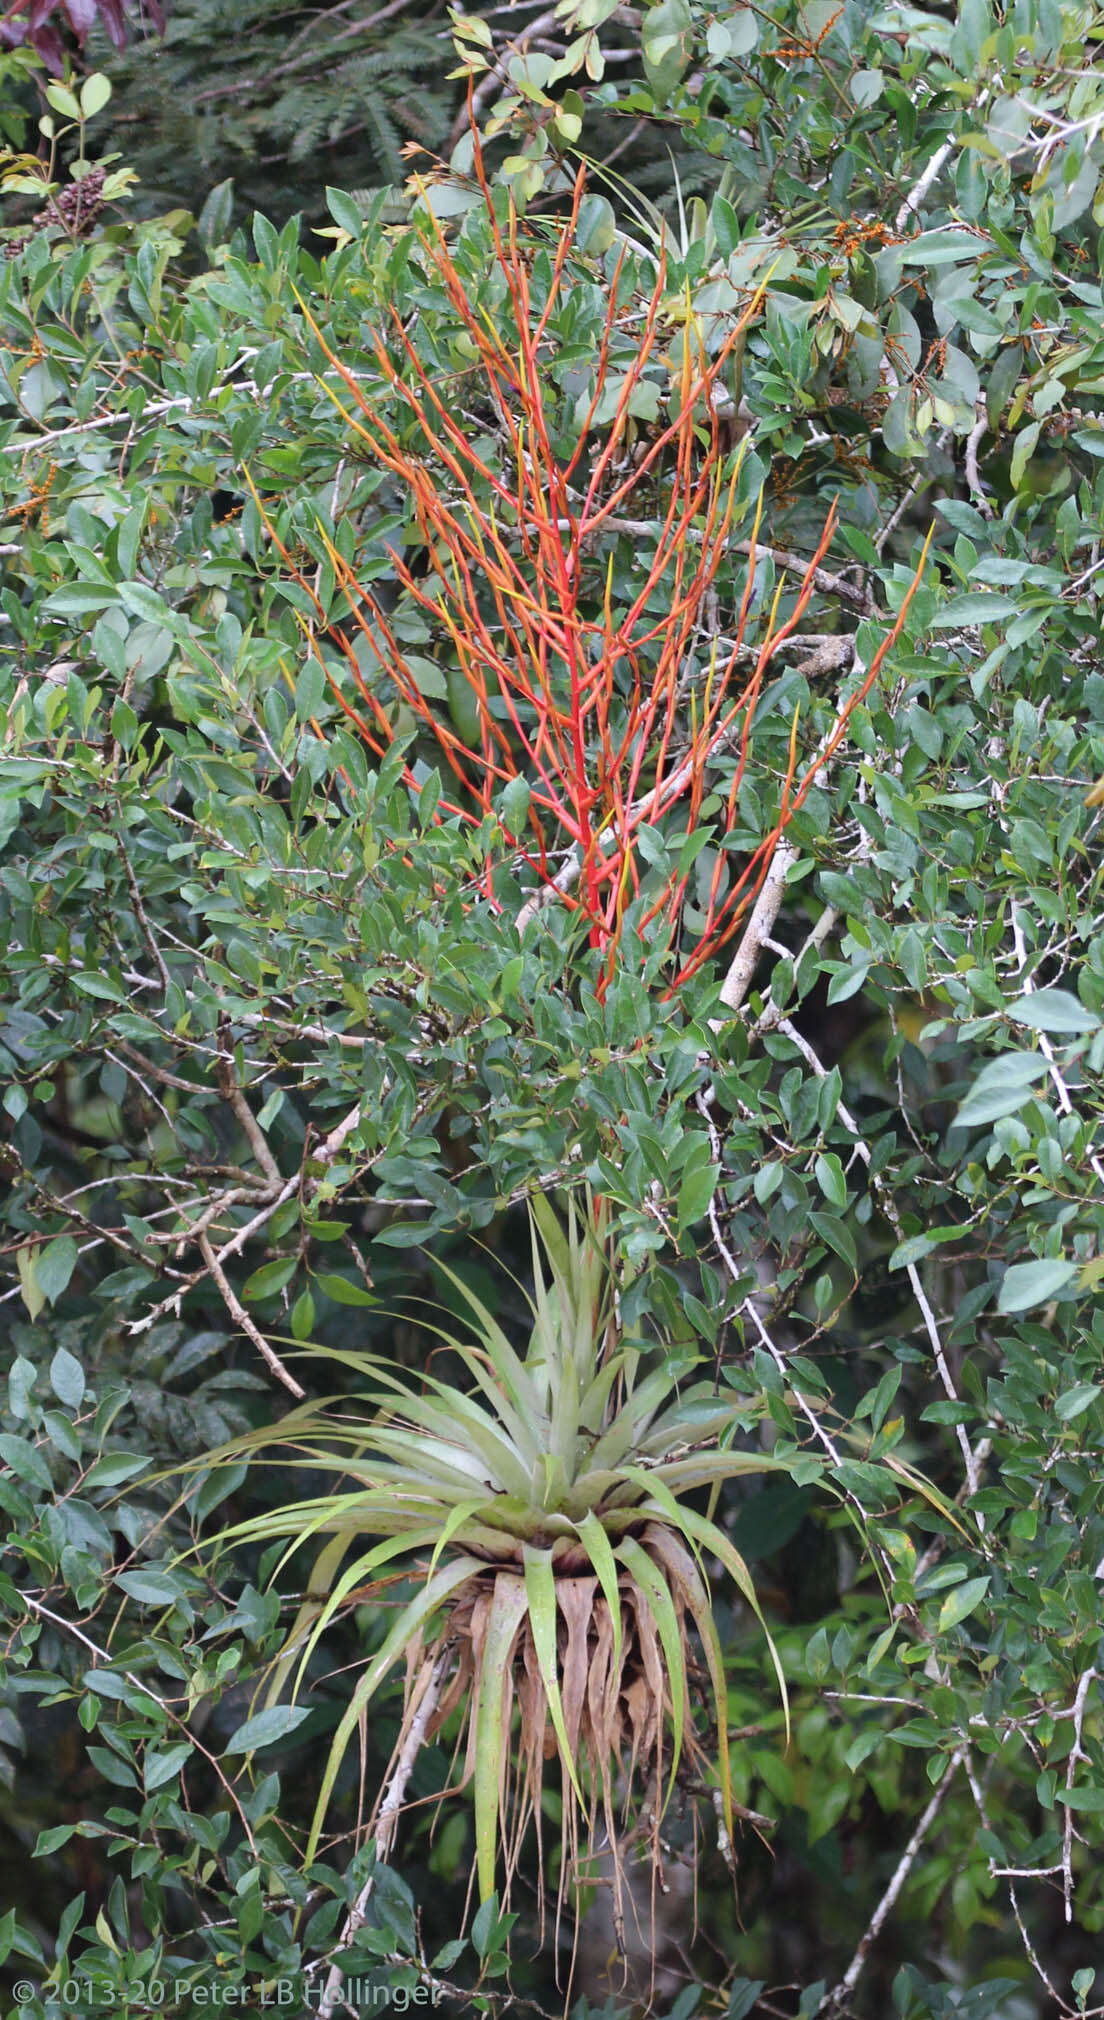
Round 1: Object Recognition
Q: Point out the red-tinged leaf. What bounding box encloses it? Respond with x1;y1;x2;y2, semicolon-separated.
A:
92;0;129;44
29;21;66;66
59;0;98;39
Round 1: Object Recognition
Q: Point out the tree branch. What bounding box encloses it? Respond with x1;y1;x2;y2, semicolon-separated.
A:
1062;1668;1097;1922
965;397;994;518
823;1747;965;2008
731;539;874;613
894;138;956;231
218;1018;282;1187
197;1231;305;1400
317;1648;451;2020
715;841;798;1014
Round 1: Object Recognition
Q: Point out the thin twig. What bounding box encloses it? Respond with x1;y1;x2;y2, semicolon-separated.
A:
875;430;951;556
21;1595;259;1856
771;1014;982;1500
990;1862;1064;1879
197;1231;305;1399
1062;1668;1097;1922
822;1747;965;2008
219;1018;282;1187
1011;905;1104;1193
1063;546;1104;600
742;1290;844;1466
731;539;874;613
128;1092;372;1336
748;882;854;1039
894;139;956;231
963;1749;1066;2005
318;1649;451;2020
964;398;994;518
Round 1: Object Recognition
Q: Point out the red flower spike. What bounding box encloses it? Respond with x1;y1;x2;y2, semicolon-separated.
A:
252;157;929;1000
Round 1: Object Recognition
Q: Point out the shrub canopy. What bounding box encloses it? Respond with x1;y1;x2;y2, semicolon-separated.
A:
1;7;1104;2015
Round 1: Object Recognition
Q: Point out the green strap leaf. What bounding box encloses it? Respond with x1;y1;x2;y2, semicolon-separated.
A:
474;1572;529;1902
615;1534;687;1804
306;1554;480;1869
265;1530;350;1708
429;1496;496;1577
575;1510;623;1685
644;1524;734;1854
293;1526;443;1693
522;1548;585;1806
428;1257;543;1420
666;1502;790;1745
586;1366;683;1470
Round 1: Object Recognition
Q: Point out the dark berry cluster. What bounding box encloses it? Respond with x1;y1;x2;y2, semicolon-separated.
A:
4;164;106;259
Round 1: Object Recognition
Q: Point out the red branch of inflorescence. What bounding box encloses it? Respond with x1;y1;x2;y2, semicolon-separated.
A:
250;140;930;999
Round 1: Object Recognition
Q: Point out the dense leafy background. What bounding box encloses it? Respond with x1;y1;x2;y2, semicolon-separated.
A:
2;2;1104;2017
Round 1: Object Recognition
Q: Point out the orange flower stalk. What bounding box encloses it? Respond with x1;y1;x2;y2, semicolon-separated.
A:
256;145;928;996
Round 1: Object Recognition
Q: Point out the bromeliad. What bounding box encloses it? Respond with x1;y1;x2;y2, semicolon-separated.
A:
203;1194;791;1960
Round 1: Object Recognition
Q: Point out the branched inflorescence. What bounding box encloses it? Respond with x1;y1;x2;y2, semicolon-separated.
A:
254;138;929;996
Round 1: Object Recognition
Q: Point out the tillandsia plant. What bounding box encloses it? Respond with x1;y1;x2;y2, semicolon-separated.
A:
199;1194;801;1968
248;132;932;999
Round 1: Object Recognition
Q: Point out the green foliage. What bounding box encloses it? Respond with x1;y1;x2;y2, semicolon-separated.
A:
2;7;1104;2018
458;0;1104;555
80;0;456;223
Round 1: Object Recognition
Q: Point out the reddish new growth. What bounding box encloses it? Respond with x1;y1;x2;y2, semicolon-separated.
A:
254;140;929;998
0;0;164;72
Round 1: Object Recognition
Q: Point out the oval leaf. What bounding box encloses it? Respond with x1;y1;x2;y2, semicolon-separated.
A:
997;1258;1077;1315
1007;988;1100;1034
50;1347;85;1409
224;1705;311;1754
937;1575;990;1633
37;1236;78;1305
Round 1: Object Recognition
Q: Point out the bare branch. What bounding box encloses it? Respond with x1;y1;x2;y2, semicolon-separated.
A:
116;837;173;992
740;1287;844;1466
875;428;951;556
964;1749;1067;2006
218;1019;282;1187
318;1648;452;2020
1062;1668;1097;1921
965;398;994;519
823;1748;965;2009
1012;905;1104;1194
894;139;956;232
731;539;874;613
716;841;798;1014
197;1230;305;1400
748;885;852;1039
